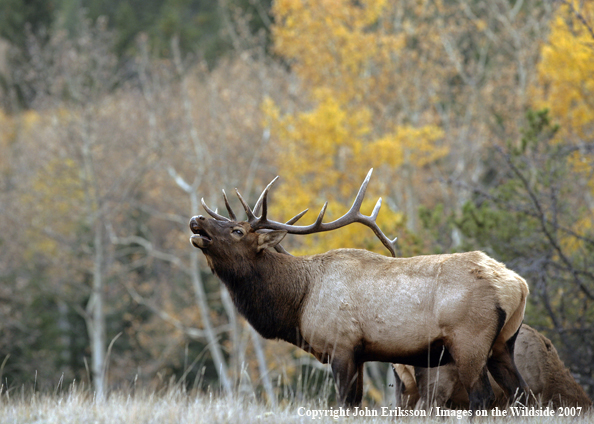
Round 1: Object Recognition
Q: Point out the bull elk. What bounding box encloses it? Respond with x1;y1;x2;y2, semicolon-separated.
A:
393;324;592;409
189;169;529;410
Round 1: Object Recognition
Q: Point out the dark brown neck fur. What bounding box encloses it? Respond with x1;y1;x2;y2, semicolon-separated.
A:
212;250;311;346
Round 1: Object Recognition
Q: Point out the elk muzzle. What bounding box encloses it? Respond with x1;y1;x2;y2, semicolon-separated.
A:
189;215;213;249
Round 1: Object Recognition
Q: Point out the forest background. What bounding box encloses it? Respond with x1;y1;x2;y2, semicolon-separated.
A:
0;0;593;408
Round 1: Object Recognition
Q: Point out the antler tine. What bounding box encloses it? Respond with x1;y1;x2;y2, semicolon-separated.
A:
313;202;328;229
362;197;398;257
259;184;271;223
370;197;383;219
286;209;309;225
337;169;398;256
349;168;373;212
253;176;279;217
201;198;231;221
222;190;237;221
235;188;257;222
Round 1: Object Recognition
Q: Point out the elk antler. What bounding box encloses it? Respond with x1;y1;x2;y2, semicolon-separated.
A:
201;189;239;221
236;169;398;257
202;178;307;225
222;190;237;221
201;197;231;222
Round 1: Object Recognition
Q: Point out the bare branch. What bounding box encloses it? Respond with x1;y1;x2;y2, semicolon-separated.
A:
497;147;594;300
560;0;594;41
124;283;229;340
167;166;194;194
107;224;189;273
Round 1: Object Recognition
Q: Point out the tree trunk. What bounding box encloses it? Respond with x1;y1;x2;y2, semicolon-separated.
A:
90;220;106;399
189;191;233;396
81;117;106;399
249;326;276;407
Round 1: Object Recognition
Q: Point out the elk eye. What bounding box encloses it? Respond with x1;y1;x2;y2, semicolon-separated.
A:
232;229;244;236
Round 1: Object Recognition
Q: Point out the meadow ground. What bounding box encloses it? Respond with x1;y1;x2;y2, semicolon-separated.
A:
0;387;592;424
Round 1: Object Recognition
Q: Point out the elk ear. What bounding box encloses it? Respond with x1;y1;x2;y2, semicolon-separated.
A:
257;230;287;252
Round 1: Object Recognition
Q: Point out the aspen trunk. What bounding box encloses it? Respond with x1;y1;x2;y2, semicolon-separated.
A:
189;191;233;395
81;118;107;399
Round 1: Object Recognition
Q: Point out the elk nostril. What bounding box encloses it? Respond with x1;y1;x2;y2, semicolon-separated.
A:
198;215;206;221
189;217;200;232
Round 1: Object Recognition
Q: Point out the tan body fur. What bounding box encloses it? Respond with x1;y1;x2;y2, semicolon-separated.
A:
299;250;527;366
393;324;592;409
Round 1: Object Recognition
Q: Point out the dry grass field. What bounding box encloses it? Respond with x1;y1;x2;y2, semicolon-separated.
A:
1;386;592;424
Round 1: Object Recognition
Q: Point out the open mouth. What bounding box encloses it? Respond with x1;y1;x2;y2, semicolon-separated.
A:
190;230;212;249
192;229;211;241
189;217;213;249
192;228;212;241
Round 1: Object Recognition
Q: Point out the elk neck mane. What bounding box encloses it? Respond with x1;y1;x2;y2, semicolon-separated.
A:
212;249;312;345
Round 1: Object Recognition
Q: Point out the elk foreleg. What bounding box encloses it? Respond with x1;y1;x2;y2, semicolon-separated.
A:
331;355;363;407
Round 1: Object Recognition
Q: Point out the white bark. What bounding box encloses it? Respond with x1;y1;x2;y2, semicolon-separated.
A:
80;117;106;399
172;170;233;396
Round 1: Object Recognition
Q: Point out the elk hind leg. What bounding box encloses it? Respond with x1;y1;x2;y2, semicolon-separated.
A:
487;326;528;404
451;350;495;411
467;366;495;411
448;327;497;411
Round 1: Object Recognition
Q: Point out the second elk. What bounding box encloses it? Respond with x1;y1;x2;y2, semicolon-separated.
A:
189;169;529;410
393;324;592;409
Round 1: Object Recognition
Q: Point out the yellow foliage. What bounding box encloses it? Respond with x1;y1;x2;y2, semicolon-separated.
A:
534;1;594;250
22;109;42;129
0;110;16;177
561;215;593;254
272;0;405;104
23;157;85;259
266;0;448;253
7;108;88;261
535;1;594;141
262;96;441;255
362;125;447;169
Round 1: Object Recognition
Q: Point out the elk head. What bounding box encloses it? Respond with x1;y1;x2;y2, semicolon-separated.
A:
189;215;288;268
